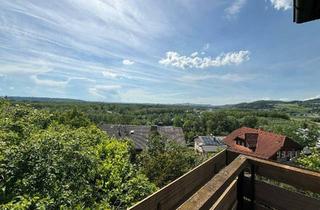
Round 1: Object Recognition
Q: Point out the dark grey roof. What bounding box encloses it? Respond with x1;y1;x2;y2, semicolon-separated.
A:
195;136;226;146
157;126;185;145
99;124;185;150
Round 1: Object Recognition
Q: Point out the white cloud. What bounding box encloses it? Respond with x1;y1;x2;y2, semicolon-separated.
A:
122;59;135;65
225;0;247;18
31;75;69;88
179;73;251;82
9;86;14;90
102;70;119;78
0;59;52;75
270;0;292;10
88;84;121;98
159;50;250;69
191;52;198;57
304;95;320;101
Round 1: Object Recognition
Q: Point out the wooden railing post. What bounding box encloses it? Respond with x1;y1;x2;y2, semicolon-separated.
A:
237;170;244;210
249;164;255;210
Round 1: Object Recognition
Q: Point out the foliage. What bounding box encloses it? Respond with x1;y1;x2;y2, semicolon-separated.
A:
296;148;320;171
138;133;204;187
0;100;156;209
263;120;319;147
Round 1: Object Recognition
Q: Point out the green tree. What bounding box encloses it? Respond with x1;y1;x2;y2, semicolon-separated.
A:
296;148;320;171
0;102;156;209
139;133;202;187
241;116;258;128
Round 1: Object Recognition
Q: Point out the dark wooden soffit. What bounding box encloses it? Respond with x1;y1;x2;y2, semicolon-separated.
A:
294;0;320;23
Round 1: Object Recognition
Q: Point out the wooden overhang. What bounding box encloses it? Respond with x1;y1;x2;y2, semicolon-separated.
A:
294;0;320;23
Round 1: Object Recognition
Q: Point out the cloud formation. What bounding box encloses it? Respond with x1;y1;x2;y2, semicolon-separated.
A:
88;85;121;98
31;75;69;88
179;73;251;82
270;0;292;10
159;50;250;69
225;0;247;18
102;70;120;78
122;59;135;65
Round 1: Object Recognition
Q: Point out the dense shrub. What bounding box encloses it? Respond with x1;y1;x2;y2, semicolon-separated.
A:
0;101;156;209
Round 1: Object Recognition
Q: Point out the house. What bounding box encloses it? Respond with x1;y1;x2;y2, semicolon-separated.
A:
194;136;227;153
99;124;185;151
223;127;302;161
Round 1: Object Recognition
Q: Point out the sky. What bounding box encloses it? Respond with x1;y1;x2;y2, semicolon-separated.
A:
0;0;320;105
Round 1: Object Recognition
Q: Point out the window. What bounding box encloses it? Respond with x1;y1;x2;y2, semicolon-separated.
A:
282;151;286;158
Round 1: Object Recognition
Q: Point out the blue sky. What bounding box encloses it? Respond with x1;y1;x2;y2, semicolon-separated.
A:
0;0;320;105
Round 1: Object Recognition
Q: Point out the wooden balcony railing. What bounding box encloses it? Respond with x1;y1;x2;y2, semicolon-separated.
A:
129;150;320;210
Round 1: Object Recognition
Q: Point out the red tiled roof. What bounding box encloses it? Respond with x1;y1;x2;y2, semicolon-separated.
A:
223;127;299;159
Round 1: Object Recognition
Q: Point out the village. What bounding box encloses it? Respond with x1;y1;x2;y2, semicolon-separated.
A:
99;123;319;163
1;0;320;209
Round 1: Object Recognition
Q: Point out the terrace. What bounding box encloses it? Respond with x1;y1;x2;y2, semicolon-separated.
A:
129;150;320;210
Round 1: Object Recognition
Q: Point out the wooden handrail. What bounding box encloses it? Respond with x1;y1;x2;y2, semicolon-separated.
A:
177;156;248;210
243;178;320;210
246;156;320;194
129;150;320;210
129;150;227;210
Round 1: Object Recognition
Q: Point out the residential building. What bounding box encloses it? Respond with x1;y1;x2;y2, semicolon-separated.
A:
223;127;302;161
99;124;185;151
194;136;227;153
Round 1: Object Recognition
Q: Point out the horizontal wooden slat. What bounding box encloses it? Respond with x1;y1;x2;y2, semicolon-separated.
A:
247;156;320;194
129;150;227;210
209;179;237;210
254;204;271;210
226;150;239;164
243;178;320;210
177;156;248;210
242;200;270;210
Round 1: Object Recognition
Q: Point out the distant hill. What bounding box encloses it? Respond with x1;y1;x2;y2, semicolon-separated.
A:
224;100;284;109
2;96;320;110
4;96;84;103
222;98;320;110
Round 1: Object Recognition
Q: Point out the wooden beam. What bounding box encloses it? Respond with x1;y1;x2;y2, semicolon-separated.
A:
249;164;255;210
294;0;320;23
177;156;248;210
129;150;227;210
236;171;244;210
246;180;320;210
247;156;320;194
209;179;237;210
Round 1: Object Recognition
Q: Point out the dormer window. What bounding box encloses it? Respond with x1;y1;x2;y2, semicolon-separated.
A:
245;133;258;151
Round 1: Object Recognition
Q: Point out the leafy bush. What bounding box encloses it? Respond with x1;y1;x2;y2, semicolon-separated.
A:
296;148;320;171
138;133;203;187
0;101;156;209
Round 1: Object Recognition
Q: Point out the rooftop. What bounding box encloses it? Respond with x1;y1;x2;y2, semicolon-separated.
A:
195;136;225;146
99;124;185;150
223;127;302;159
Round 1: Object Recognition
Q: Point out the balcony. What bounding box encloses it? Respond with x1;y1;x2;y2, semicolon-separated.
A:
129;150;320;210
